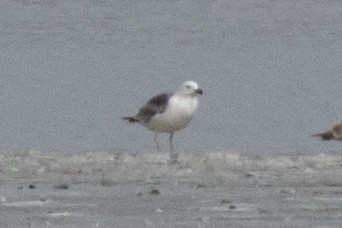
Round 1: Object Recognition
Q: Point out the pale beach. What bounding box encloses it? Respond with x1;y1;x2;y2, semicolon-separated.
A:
1;151;342;227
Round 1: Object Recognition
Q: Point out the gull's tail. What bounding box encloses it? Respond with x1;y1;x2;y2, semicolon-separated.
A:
123;117;139;123
312;131;333;141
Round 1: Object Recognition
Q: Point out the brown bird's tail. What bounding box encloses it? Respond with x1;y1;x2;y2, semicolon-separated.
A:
312;131;333;141
123;117;139;123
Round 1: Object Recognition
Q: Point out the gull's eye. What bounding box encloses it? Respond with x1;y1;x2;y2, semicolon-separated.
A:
185;85;191;89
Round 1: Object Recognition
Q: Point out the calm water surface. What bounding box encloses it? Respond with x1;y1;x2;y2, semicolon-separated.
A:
1;0;342;155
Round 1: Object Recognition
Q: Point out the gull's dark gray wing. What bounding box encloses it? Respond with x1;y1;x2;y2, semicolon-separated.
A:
136;93;172;123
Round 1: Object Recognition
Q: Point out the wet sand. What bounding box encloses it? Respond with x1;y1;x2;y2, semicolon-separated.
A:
1;151;342;227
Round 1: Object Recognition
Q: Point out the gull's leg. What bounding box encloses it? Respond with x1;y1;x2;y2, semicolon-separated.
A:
154;133;160;152
169;132;174;152
169;132;178;162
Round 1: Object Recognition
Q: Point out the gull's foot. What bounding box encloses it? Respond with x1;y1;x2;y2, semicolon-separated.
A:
169;153;178;164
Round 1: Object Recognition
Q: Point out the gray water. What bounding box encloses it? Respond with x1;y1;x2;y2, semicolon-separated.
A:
1;0;342;155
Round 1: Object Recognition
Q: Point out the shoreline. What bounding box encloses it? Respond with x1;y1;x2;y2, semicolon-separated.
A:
1;151;342;227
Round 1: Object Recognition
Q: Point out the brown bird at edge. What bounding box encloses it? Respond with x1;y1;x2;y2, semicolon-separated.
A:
312;121;342;141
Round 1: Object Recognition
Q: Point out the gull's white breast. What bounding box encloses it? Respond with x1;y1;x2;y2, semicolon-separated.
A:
147;95;199;133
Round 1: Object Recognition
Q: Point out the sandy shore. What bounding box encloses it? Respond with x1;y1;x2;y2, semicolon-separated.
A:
1;151;342;228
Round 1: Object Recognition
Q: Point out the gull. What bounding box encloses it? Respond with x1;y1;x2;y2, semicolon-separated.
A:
123;81;203;161
312;121;342;141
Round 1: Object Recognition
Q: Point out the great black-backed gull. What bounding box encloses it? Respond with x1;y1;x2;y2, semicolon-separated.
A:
123;81;203;161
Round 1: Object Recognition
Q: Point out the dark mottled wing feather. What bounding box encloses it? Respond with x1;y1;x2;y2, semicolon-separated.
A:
136;93;172;123
332;122;342;137
312;122;342;141
312;131;333;140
